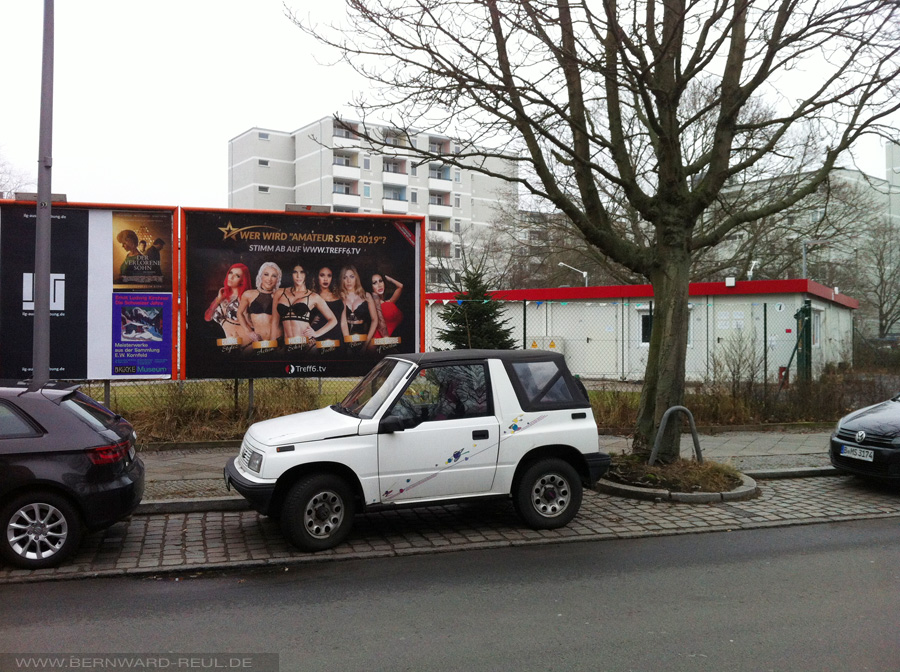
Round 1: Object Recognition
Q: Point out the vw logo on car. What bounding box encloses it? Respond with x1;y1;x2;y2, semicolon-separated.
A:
855;430;866;443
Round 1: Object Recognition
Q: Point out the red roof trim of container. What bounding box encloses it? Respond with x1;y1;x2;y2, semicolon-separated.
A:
427;279;858;309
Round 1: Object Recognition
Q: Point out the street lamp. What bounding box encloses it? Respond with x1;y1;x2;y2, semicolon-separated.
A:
558;262;588;287
802;239;829;279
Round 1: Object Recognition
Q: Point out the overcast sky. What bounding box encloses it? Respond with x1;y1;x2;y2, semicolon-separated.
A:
0;1;363;208
0;1;893;209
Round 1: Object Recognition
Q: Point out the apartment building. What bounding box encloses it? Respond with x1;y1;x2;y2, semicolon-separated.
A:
228;118;517;290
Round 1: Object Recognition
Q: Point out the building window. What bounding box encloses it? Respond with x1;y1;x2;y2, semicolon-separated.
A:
258;132;269;140
454;245;461;259
454;219;461;233
641;313;653;345
258;159;269;167
410;190;418;204
258;186;269;193
428;243;452;258
429;194;445;206
334;125;355;139
430;219;450;232
334;154;352;167
334;181;353;195
411;164;418;177
429;165;445;180
453;193;461;208
363;183;371;199
385;187;404;201
812;310;822;347
454;169;461;183
363;156;371;170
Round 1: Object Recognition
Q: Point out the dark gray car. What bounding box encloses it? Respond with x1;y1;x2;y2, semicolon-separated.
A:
0;381;144;569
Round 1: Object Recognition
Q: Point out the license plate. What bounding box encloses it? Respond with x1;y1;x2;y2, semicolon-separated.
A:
841;445;874;462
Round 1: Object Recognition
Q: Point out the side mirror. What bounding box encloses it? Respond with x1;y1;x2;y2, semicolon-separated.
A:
379;415;405;434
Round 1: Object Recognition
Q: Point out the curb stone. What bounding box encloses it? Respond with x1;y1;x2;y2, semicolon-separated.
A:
595;473;760;503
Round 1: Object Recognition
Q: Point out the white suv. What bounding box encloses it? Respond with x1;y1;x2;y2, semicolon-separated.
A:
225;349;609;551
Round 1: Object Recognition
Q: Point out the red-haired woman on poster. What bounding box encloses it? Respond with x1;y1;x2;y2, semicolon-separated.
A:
339;265;378;354
237;261;282;344
204;263;252;343
273;262;338;347
371;272;404;338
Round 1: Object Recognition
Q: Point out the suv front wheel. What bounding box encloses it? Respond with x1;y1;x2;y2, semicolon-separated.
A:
280;474;356;552
515;458;583;529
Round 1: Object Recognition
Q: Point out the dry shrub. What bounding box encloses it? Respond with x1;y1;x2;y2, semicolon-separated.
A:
606;453;743;493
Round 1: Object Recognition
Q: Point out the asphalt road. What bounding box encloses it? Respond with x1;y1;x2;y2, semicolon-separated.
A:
1;519;898;672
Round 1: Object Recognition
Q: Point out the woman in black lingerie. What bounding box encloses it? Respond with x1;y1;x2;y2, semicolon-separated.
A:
237;261;282;343
273;263;338;346
339;264;378;354
311;265;345;347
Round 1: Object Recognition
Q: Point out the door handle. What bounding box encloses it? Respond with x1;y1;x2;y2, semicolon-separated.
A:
472;430;489;440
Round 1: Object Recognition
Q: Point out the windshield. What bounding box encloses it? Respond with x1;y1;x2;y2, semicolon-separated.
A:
339;358;414;418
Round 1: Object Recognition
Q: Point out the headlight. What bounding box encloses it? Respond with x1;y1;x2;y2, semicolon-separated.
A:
247;451;263;473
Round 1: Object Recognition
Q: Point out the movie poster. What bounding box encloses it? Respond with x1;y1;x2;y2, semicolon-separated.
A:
0;205;90;379
183;210;420;379
112;210;173;292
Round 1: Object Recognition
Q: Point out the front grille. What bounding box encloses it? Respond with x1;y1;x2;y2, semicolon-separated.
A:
835;428;897;450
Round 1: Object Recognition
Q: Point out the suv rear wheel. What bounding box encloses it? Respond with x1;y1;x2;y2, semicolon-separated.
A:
1;491;83;569
515;458;583;529
280;474;356;552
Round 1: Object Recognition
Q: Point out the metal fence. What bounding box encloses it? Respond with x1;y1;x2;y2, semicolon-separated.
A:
425;298;853;385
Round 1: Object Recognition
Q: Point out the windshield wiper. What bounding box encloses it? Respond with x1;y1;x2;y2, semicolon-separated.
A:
330;403;357;417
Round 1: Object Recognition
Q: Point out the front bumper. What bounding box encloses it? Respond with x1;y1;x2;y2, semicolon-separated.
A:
584;451;612;484
224;458;277;514
829;436;900;480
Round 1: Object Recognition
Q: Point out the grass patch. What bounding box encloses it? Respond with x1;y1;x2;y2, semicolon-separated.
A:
605;453;743;493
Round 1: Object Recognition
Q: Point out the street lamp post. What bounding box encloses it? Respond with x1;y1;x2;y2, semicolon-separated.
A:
558;262;588;287
802;239;829;279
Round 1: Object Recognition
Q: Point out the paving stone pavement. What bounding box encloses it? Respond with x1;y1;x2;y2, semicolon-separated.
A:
5;429;898;584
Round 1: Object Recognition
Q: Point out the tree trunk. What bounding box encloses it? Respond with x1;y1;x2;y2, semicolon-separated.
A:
633;247;692;463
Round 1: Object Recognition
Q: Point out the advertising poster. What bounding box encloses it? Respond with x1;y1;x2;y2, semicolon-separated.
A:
0;205;90;379
183;209;421;379
112;210;173;292
112;293;173;376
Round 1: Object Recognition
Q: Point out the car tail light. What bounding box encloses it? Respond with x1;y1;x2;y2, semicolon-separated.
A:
88;440;130;465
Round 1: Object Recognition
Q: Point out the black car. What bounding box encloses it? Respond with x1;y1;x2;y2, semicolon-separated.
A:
830;396;900;480
0;381;144;569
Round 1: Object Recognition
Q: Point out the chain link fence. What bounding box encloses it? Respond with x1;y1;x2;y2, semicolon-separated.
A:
62;295;877;442
425;298;853;385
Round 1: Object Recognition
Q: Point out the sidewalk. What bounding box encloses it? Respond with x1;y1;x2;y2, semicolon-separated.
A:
7;429;899;585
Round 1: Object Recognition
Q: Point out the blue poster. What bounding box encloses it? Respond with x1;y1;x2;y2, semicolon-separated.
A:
112;293;173;376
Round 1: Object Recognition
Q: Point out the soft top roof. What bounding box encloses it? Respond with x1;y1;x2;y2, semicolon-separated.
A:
389;349;565;365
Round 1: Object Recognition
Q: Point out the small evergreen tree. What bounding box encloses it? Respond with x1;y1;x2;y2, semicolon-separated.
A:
437;267;517;350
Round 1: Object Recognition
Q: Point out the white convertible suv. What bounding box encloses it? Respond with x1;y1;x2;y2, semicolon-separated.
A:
225;349;610;552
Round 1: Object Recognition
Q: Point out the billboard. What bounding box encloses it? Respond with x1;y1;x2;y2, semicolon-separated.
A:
0;202;176;380
181;209;422;379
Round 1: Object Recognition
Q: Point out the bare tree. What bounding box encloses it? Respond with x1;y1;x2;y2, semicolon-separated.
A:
293;0;900;460
0;151;33;199
854;215;900;338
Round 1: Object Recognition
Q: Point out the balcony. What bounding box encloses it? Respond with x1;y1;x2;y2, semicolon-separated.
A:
333;192;361;209
383;170;409;187
333;164;361;180
427;228;453;243
383;198;409;214
428;177;452;192
333;134;360;150
428;203;453;218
